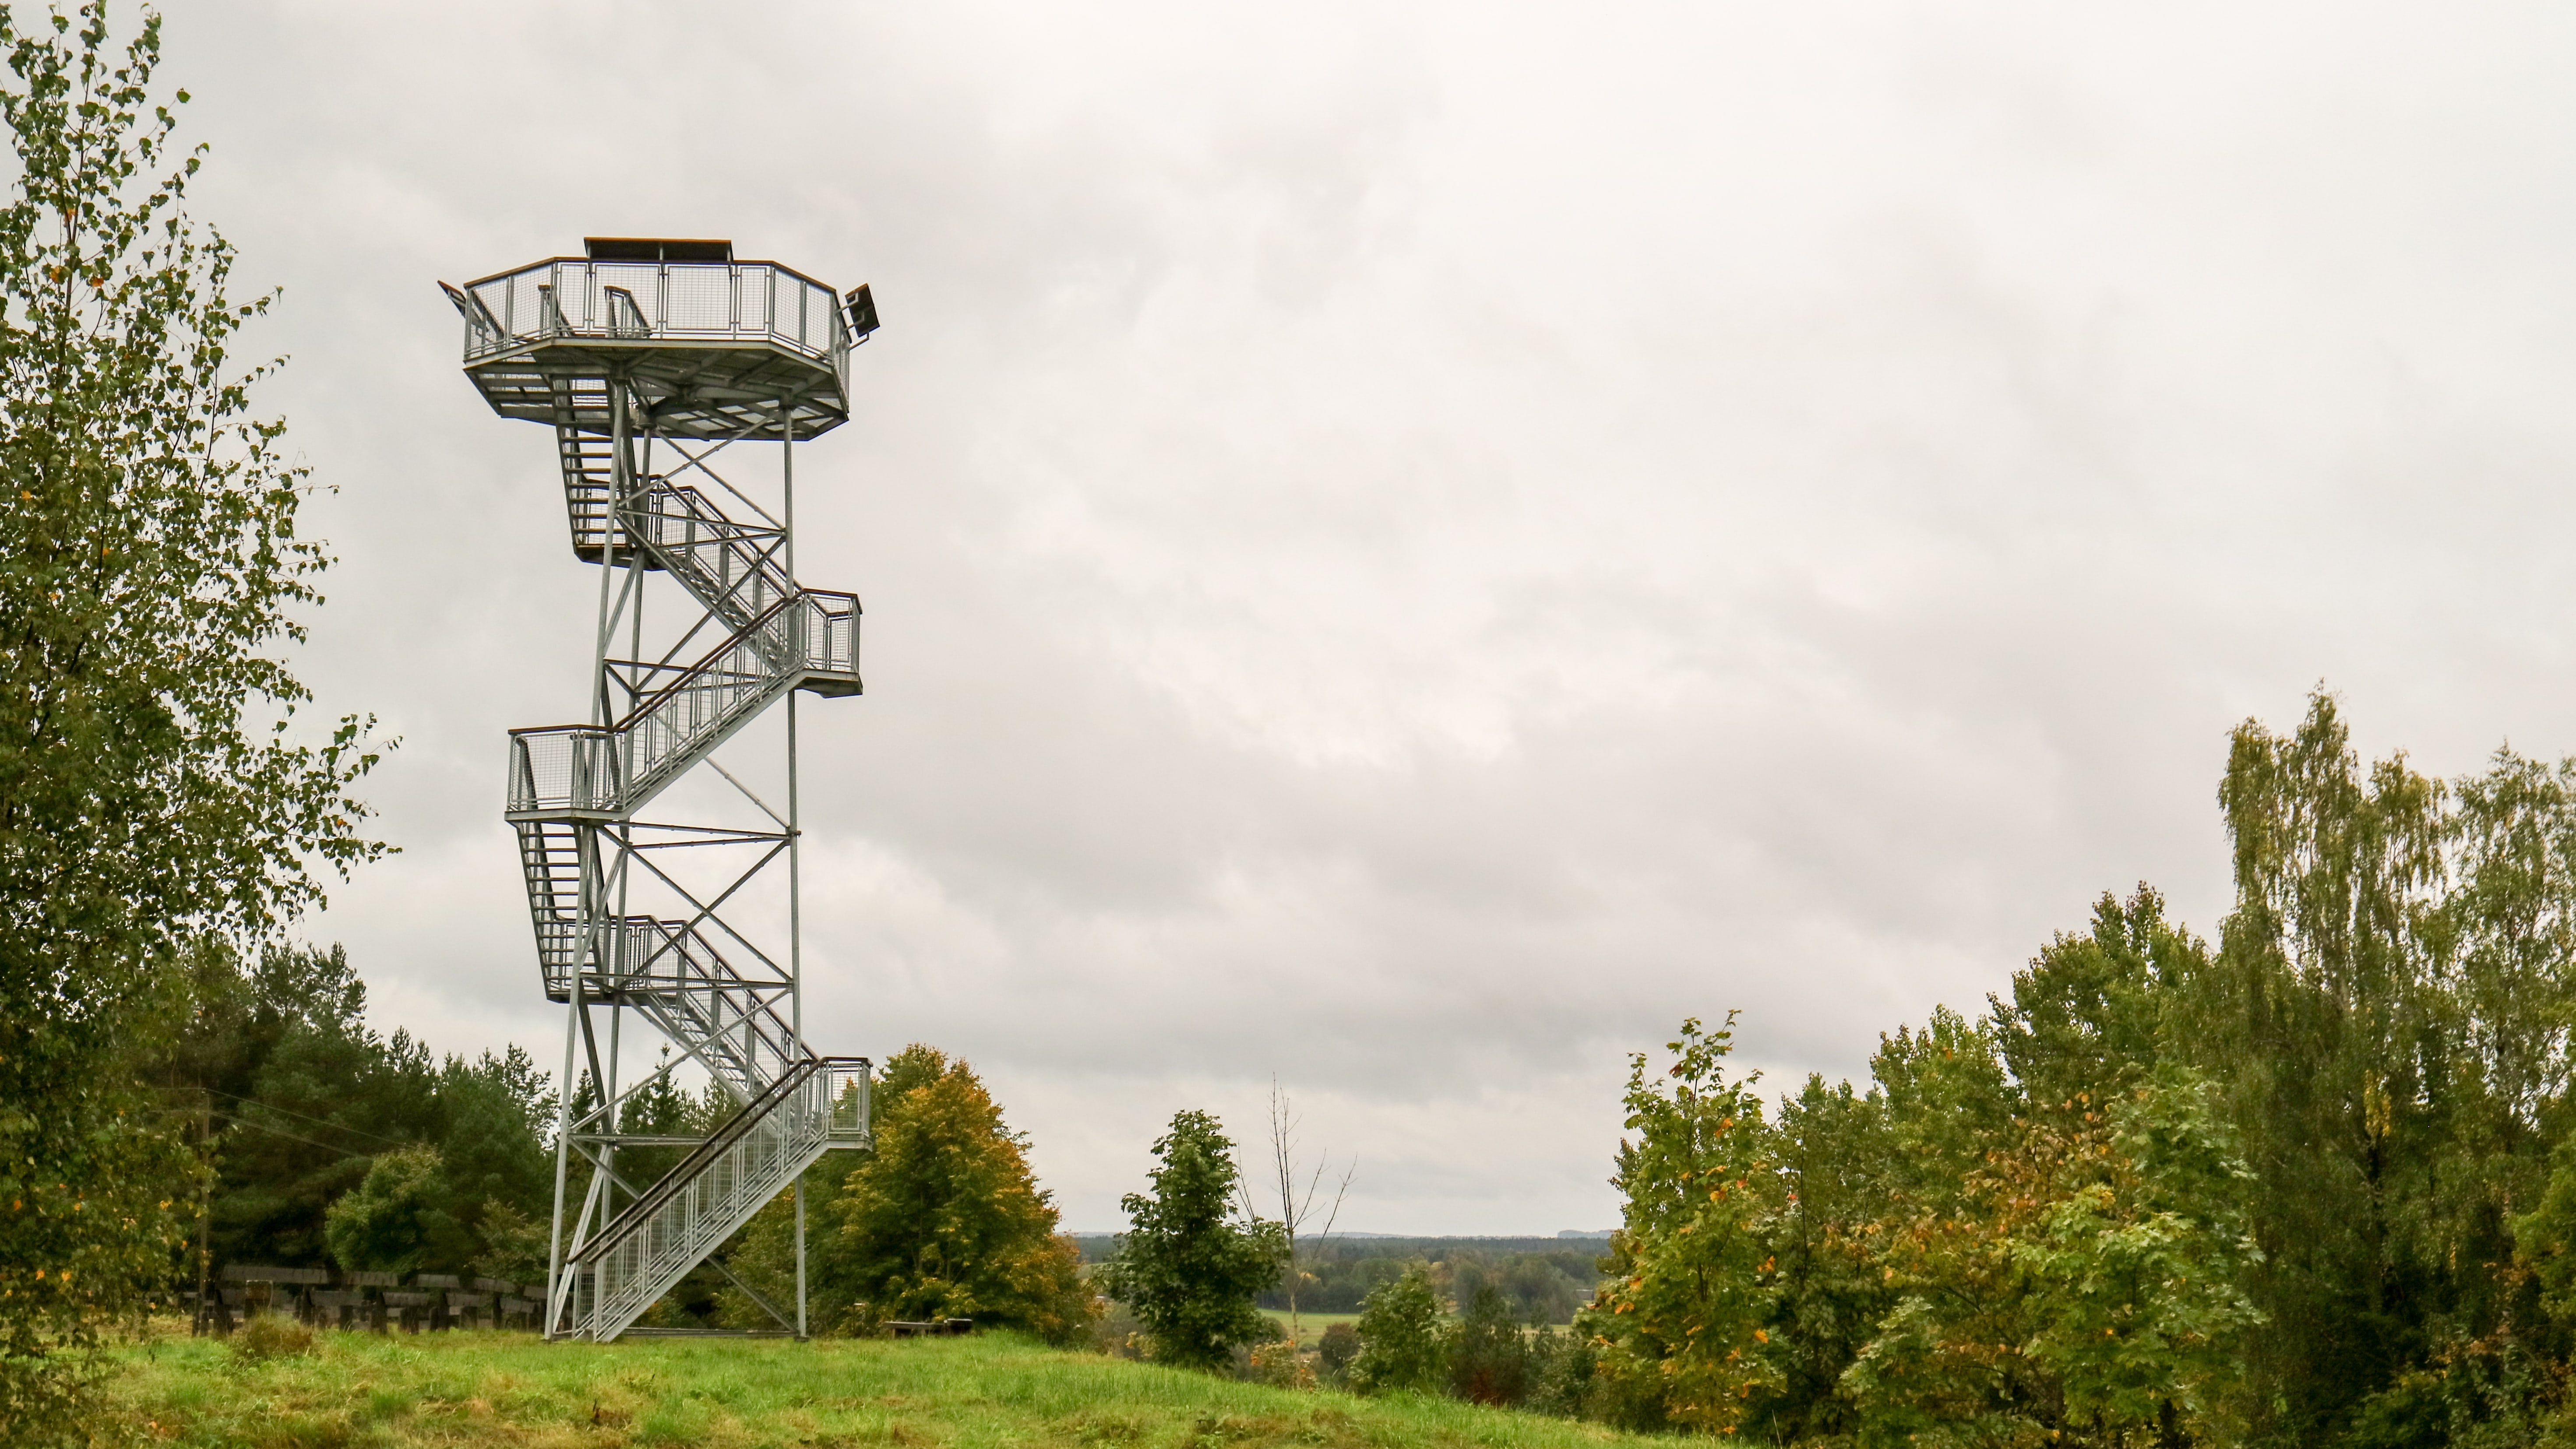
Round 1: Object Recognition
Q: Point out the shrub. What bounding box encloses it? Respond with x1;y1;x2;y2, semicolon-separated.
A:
1316;1322;1360;1382
1241;1336;1312;1389
229;1314;315;1364
1450;1284;1534;1406
1349;1263;1447;1396
324;1144;466;1278
1526;1328;1605;1420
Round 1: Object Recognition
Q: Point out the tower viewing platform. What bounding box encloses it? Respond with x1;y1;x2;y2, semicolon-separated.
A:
445;236;875;441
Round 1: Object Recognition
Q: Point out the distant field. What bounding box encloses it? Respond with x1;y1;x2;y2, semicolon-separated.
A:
1069;1234;1609;1264
105;1320;1650;1449
1265;1310;1362;1333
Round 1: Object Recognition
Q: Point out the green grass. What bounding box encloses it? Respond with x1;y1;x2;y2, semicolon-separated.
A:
105;1322;1654;1448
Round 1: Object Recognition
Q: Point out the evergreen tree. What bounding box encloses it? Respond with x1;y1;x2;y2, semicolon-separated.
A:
429;1045;552;1237
1450;1281;1535;1405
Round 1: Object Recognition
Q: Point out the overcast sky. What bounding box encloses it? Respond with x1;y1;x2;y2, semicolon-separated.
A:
158;2;2576;1232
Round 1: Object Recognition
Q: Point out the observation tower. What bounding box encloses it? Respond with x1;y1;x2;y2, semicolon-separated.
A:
440;238;881;1341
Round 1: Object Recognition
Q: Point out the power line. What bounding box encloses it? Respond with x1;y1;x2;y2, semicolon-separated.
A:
203;1087;411;1151
210;1113;386;1164
146;1088;407;1164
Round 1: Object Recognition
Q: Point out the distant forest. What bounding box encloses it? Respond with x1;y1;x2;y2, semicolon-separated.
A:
1075;1236;1607;1324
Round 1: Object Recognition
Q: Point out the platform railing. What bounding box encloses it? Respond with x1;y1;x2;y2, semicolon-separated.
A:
461;258;851;373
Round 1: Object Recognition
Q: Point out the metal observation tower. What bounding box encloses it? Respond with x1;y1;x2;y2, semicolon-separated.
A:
441;238;879;1342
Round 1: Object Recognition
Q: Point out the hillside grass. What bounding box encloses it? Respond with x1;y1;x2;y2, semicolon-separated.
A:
104;1322;1654;1449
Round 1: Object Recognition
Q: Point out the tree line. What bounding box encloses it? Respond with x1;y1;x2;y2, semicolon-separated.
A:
1549;692;2576;1445
1075;1236;1600;1324
139;943;553;1284
1261;1243;1596;1322
1109;691;2576;1449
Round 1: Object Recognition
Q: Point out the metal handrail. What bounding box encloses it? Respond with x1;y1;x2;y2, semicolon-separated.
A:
514;822;802;1096
567;1056;871;1340
507;589;860;817
459;257;852;371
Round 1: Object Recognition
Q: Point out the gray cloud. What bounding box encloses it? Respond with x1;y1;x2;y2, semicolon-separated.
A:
157;0;2576;1231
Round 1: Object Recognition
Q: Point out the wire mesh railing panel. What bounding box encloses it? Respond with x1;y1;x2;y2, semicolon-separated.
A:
801;591;861;676
578;1062;842;1339
827;1060;873;1142
663;265;730;333
466;274;517;339
586;263;659;326
507;728;620;815
462;260;848;365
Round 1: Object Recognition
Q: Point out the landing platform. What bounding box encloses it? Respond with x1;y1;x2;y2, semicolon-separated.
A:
443;247;869;441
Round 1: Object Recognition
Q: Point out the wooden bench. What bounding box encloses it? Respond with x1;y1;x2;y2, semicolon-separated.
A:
886;1317;975;1337
379;1291;437;1333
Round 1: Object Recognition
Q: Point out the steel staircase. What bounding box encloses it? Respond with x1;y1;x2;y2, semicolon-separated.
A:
512;824;799;1098
515;390;867;1339
505;587;858;821
447;243;878;1343
565;1057;869;1341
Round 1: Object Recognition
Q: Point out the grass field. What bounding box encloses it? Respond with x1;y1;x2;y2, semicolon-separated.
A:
104;1322;1652;1449
1263;1312;1362;1334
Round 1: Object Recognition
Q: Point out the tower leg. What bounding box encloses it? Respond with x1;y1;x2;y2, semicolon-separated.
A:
785;417;809;1341
543;967;581;1340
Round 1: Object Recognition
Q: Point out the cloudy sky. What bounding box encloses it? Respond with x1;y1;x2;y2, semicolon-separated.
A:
160;2;2576;1232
